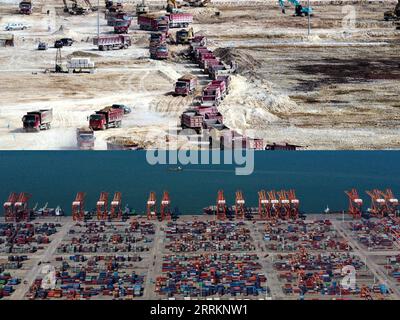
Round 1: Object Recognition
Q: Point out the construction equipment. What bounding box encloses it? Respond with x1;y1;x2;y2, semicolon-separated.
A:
287;189;300;219
110;192;122;219
216;190;226;220
160;191;172;221
114;18;132;34
19;1;32;14
77;127;95;150
345;189;363;219
136;0;149;16
93;34;132;51
147;192;157;220
384;0;400;21
14;193;32;221
182;0;211;7
278;0;312;17
72;192;85;221
138;14;169;32
149;32;169;60
22;109;53;132
89;107;124;130
3;193;19;222
174;74;197;96
167;0;181;13
96;192;109;220
176;27;194;44
235;190;245;220
63;0;96;15
366;189;387;218
258;190;270;220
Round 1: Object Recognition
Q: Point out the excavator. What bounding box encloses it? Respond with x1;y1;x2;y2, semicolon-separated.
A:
136;0;149;16
167;0;209;12
384;0;400;21
166;0;182;13
63;0;96;15
279;0;312;17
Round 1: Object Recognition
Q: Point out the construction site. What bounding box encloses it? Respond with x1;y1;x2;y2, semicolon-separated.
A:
0;187;400;300
0;0;399;150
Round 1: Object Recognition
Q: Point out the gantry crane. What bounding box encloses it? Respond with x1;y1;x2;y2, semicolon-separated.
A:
258;190;270;220
216;190;226;220
381;189;399;217
147;191;157;220
235;190;245;220
72;192;86;221
3;192;19;222
110;192;122;220
287;189;300;219
277;190;290;220
267;190;279;219
366;189;387;218
345;189;363;219
160;191;172;221
96;192;109;220
14;192;32;221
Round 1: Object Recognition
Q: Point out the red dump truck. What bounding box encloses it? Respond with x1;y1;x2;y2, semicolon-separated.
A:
138;14;169;32
22;109;53;132
181;110;204;133
93;35;131;50
19;1;32;14
211;80;226;99
202;85;221;106
89;107;124;130
167;13;193;28
114;18;132;34
149;32;168;59
77;127;95;150
174;75;197;96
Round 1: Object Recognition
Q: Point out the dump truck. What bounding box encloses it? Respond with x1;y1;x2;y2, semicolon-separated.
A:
89;107;124;130
167;13;193;28
22;109;53;132
114;18;132;34
106;12;131;26
93;34;131;50
150;45;168;59
19;1;32;14
174;74;197;96
202;85;221;106
138;14;169;32
181;110;204;133
210;79;226;99
77;127;95;150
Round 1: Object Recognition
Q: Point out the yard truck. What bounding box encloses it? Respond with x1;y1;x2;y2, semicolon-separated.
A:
22;109;53;132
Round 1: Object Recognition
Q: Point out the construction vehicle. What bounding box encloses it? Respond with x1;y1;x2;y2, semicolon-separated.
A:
175;27;194;44
22;109;53;132
149;33;169;59
147;192;157;220
182;0;211;7
77;127;95;150
202;84;221;106
136;0;149;16
96;192;109;220
89;106;124;130
19;1;32;15
168;13;193;28
93;34;131;51
138;14;169;32
181;110;203;133
166;0;181;14
278;0;312;16
63;0;96;15
114;18;132;34
72;192;86;221
345;189;363;219
384;0;400;21
174;74;197;96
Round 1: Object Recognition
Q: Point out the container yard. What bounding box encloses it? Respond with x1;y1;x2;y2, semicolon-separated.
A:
0;0;399;150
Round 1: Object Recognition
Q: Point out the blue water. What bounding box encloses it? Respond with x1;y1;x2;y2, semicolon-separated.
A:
0;151;399;215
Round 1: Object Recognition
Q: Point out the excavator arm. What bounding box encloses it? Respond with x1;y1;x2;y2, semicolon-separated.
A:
279;0;312;16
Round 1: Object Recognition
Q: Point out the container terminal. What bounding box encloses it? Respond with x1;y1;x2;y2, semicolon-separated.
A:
1;188;399;300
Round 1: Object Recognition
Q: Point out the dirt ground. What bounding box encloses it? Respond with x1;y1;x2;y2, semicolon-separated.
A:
0;0;399;149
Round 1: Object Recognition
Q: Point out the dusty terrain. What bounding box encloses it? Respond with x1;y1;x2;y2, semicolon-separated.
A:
0;0;399;149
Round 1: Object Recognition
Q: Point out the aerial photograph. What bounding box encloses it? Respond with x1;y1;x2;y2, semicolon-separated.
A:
0;0;399;313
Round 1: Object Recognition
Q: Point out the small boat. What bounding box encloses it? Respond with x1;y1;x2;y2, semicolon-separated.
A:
168;166;183;172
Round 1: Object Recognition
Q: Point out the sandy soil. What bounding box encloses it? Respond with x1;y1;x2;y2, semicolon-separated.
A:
0;1;399;149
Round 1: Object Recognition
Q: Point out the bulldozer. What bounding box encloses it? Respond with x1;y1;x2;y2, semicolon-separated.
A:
384;0;400;21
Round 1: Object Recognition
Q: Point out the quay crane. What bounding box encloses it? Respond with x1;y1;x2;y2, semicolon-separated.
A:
3;192;19;222
14;192;32;221
258;190;270;220
216;190;226;220
345;189;363;219
278;0;312;17
381;189;399;217
267;190;279;220
147;191;157;220
72;192;86;221
235;190;245;220
96;192;109;220
278;190;291;220
110;192;122;220
160;191;172;221
287;189;300;219
366;189;387;218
